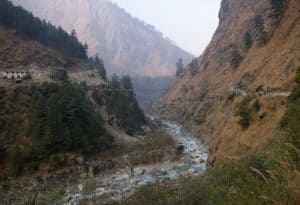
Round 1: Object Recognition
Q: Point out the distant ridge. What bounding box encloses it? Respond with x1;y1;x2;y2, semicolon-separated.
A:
11;0;194;77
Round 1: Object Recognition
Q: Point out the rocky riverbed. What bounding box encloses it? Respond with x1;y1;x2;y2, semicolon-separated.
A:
64;116;208;204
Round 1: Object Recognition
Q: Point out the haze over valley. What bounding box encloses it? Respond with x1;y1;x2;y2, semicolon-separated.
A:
0;0;299;204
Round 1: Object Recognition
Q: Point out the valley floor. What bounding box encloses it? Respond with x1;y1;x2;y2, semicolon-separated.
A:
67;117;208;204
0;116;208;205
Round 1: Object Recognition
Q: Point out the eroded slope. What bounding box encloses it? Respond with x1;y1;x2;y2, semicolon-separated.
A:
157;0;300;165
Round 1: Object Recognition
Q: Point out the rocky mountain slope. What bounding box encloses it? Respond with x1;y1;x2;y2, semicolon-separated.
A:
156;0;300;165
11;0;193;77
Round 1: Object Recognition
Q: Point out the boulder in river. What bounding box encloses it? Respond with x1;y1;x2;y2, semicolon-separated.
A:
134;168;146;175
116;173;130;181
76;156;85;166
188;168;196;174
193;158;205;164
130;179;139;185
77;184;83;192
176;144;185;155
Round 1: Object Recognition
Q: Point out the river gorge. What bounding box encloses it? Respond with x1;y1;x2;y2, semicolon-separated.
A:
65;116;208;204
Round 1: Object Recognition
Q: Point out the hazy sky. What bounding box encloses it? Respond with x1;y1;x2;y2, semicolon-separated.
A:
111;0;221;56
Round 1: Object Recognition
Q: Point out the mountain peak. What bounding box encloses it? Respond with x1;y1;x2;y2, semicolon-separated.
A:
11;0;194;77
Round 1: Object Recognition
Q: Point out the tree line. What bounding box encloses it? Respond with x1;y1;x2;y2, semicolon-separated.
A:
27;82;113;155
0;0;87;59
92;74;146;135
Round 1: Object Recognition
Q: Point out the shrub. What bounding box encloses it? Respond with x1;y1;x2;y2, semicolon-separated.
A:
88;55;107;81
234;96;254;128
189;85;195;91
227;92;236;102
253;99;261;112
188;58;198;76
254;15;269;46
50;69;68;81
181;84;189;93
49;154;67;170
230;50;243;68
243;32;253;51
270;0;288;19
280;67;300;153
176;58;184;78
10;146;24;176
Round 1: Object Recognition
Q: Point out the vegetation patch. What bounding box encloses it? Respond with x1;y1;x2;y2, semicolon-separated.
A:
88;54;107;81
280;67;300;167
188;58;198;76
92;75;146;135
0;86;30;141
254;15;269;46
243;32;253;51
125;154;288;205
176;58;184;78
234;95;254;128
181;84;189;93
230;50;243;69
270;0;289;20
125;68;300;205
0;0;87;59
27;82;113;155
50;69;68;81
86;129;176;168
0;83;114;176
128;130;176;165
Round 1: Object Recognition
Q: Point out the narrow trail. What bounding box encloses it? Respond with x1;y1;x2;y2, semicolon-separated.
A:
229;87;290;98
64;116;208;205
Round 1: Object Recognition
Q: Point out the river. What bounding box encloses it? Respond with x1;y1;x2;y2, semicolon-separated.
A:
64;116;208;204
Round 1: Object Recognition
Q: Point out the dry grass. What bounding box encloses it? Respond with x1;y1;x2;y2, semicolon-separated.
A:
124;68;300;205
88;129;177;168
157;0;300;164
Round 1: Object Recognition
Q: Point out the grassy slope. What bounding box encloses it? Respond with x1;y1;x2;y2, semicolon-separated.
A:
125;68;300;205
158;0;300;165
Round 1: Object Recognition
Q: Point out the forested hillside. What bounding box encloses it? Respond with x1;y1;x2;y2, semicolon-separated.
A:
0;0;87;59
0;0;146;180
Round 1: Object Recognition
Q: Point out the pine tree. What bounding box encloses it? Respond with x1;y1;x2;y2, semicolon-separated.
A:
95;54;107;81
189;58;198;76
176;58;184;77
243;32;253;51
0;0;88;60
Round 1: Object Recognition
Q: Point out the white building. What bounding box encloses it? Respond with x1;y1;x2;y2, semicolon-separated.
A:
2;71;27;79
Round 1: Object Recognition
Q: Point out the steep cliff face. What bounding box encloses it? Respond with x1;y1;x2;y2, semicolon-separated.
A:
157;0;300;165
11;0;193;77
